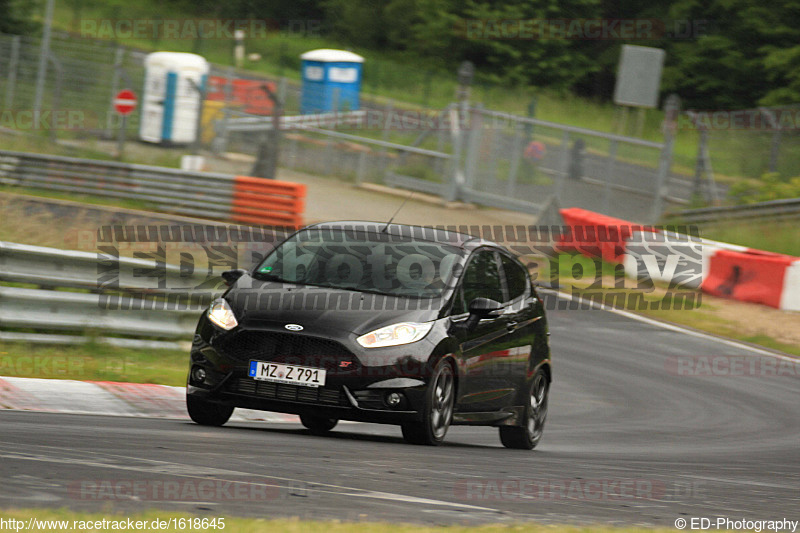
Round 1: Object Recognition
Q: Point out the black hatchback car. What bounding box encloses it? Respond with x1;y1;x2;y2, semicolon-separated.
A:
187;221;551;447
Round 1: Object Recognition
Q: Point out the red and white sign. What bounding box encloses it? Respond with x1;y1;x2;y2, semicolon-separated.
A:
113;89;137;116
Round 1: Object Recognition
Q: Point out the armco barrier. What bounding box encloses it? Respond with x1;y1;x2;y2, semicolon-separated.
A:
231;176;306;227
0;150;306;227
559;208;800;311
0;240;213;347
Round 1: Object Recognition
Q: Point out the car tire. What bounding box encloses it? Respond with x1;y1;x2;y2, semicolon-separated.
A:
401;358;455;446
300;414;338;434
186;395;234;427
499;368;549;450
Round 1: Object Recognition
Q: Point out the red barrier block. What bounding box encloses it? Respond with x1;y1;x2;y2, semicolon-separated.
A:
231;176;306;227
557;207;655;264
703;249;796;308
206;77;276;116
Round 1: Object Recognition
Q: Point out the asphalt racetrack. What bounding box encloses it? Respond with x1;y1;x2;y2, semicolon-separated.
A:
1;294;798;526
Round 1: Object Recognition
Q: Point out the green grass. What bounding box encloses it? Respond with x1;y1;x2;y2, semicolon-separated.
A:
0;341;188;385
0;509;684;533
694;220;800;257
0;184;160;213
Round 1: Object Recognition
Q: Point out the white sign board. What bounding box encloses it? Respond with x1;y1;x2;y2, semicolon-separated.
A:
613;45;665;108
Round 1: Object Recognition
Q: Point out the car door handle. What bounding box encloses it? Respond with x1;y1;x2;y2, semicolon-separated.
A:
506;321;518;332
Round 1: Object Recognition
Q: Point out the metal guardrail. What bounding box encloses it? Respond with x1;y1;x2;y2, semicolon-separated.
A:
674;197;800;223
223;111;367;132
0;149;235;220
0;241;219;349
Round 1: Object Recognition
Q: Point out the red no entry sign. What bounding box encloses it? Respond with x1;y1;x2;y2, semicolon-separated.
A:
114;89;137;115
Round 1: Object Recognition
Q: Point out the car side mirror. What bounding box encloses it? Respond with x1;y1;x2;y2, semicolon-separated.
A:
465;297;504;329
221;269;247;287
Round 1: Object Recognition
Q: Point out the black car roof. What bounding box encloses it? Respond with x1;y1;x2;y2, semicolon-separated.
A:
304;220;501;252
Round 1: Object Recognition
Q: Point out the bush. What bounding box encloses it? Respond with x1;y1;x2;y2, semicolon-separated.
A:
729;172;800;204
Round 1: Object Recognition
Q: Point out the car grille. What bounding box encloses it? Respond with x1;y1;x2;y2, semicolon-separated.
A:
228;378;347;406
215;331;358;371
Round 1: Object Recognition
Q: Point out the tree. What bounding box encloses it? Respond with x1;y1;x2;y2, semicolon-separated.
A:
0;0;38;35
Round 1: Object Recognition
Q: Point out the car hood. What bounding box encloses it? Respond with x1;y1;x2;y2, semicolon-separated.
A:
224;276;443;337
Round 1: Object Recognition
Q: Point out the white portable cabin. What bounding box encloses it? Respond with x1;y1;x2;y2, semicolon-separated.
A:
139;52;209;145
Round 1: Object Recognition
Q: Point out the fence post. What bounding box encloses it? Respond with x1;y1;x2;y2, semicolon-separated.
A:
463;104;483;191
33;0;55;121
693;129;708;199
506;122;524;198
602;140;618;215
444;102;467;202
759;107;782;173
105;47;125;139
4;35;20;109
212;66;234;155
556;130;571;202
379;100;393;181
652;94;680;222
47;53;63;144
355;150;367;185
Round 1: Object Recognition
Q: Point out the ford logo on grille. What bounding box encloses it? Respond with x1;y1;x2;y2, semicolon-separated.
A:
284;324;303;331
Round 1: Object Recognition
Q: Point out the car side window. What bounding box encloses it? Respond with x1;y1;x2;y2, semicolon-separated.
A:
500;254;528;302
461;251;504;307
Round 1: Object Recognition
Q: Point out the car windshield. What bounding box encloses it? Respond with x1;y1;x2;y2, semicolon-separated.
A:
253;227;465;298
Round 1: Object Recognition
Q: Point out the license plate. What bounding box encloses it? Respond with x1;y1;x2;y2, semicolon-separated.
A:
248;361;326;388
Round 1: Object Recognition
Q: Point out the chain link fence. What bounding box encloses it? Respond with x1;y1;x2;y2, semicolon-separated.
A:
1;30;690;223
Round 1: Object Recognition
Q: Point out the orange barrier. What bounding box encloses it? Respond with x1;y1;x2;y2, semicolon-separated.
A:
703;248;795;309
206;77;276;116
231;176;306;227
557;207;654;263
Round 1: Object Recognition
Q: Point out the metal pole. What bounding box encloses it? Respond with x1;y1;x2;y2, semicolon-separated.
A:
759;108;782;174
190;77;206;155
463;104;484;191
106;47;125;139
5;35;20;109
47;52;62;144
601;140;618;215
693;129;707;199
33;0;55;121
117;115;127;159
212;66;234;155
651;94;680;223
506;122;524;198
445;102;465;202
556;130;571;202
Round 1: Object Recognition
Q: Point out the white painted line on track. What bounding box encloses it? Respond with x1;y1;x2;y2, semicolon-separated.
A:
546;287;798;362
0;444;499;513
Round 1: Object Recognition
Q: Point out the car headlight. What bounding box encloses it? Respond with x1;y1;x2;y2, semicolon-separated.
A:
356;322;433;348
207;298;238;330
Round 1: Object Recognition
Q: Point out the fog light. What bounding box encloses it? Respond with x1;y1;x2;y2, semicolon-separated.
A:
385;392;403;408
191;367;207;384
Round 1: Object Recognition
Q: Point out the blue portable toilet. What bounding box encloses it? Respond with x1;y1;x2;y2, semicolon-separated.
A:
300;49;364;114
